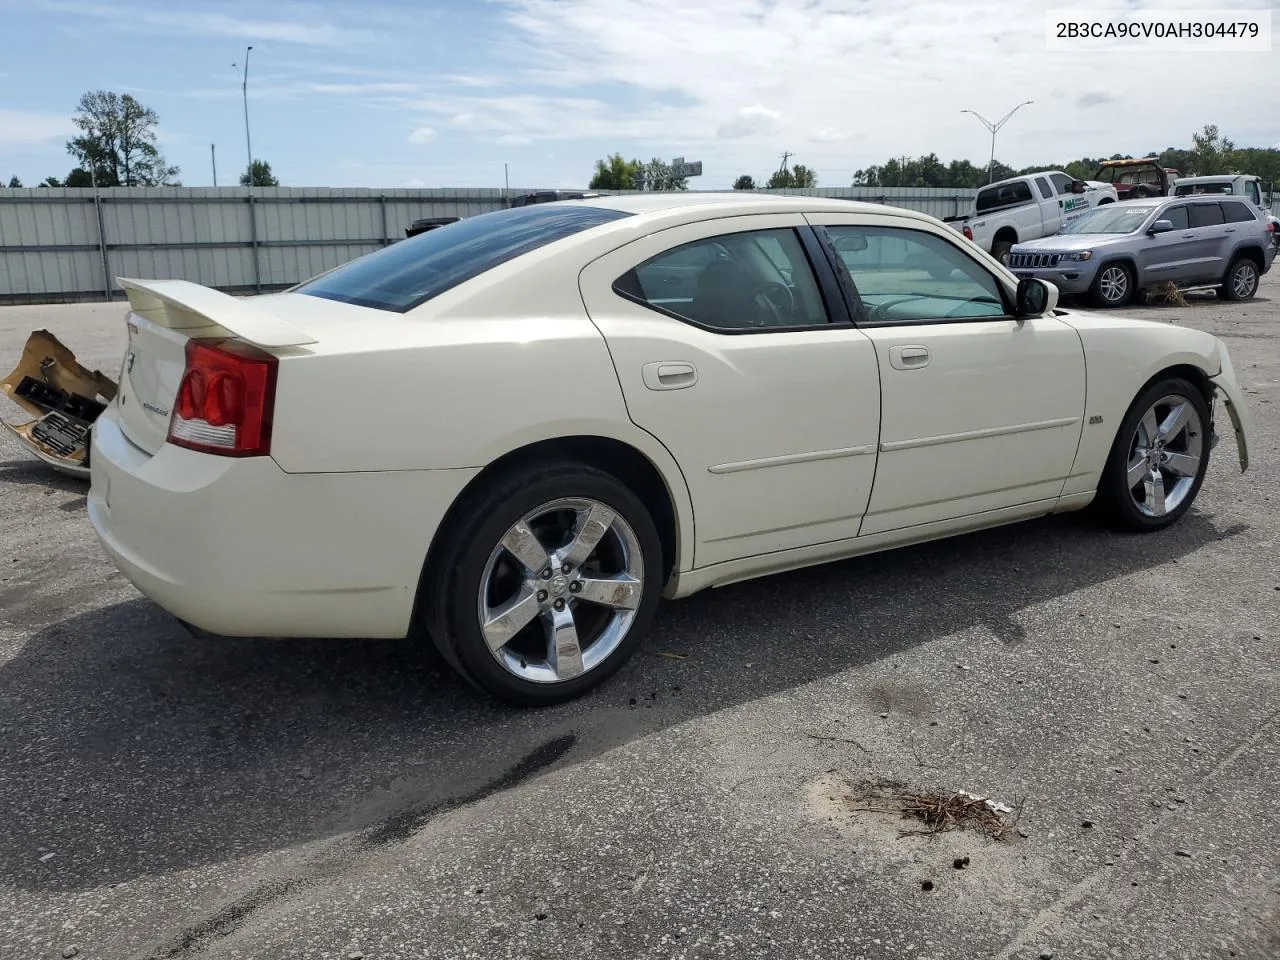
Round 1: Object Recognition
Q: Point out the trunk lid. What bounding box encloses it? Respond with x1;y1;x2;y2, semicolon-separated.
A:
113;278;317;455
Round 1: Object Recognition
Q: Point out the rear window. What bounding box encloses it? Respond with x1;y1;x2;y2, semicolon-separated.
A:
295;204;631;312
1222;200;1258;223
975;180;1033;213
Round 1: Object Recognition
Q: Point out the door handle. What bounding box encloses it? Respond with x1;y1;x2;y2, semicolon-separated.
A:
642;361;697;390
889;345;930;370
1224;228;1236;233
1181;233;1196;238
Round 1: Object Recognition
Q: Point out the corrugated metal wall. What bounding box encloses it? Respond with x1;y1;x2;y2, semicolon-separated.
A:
0;185;978;304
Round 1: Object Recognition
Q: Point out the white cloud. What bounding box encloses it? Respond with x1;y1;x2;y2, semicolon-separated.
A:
0;109;74;144
809;127;848;144
407;126;435;144
482;0;1280;183
38;0;380;46
716;104;782;140
495;134;533;146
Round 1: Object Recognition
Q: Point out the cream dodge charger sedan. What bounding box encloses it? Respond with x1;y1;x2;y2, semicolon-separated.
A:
88;193;1253;705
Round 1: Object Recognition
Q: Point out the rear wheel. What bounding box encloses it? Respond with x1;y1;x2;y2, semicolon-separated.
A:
1096;377;1210;531
423;462;663;706
1220;256;1259;301
1091;262;1134;308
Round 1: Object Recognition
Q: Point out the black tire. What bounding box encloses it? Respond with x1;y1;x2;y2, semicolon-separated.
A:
1134;185;1152;199
990;237;1015;263
1220;256;1260;302
421;461;664;706
1095;376;1211;532
1090;261;1135;308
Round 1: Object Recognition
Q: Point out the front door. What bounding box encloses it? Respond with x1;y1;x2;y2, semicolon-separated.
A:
1136;204;1203;281
578;214;882;567
809;214;1087;535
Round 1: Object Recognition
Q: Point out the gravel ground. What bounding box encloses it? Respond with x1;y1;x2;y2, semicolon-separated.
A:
1;283;1277;960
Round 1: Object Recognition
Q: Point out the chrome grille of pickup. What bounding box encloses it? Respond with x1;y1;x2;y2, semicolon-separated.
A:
1007;252;1062;268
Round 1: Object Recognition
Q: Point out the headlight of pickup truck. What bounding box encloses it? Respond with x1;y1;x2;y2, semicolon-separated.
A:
1064;250;1093;261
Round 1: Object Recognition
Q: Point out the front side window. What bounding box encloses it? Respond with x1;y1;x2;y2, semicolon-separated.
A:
296;204;631;312
614;228;829;332
823;226;1007;323
1189;203;1226;227
1050;173;1074;195
1222;200;1258;223
1162;205;1189;231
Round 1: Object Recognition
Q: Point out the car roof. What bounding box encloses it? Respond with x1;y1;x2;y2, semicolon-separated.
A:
571;191;939;224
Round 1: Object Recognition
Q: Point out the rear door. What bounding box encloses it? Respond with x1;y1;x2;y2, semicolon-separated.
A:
808;213;1086;535
1186;202;1231;282
578;214;882;567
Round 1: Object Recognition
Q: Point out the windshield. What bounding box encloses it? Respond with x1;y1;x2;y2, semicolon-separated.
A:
1058;205;1157;235
295;203;631;312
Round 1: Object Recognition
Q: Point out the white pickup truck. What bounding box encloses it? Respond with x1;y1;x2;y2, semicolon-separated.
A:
945;170;1119;261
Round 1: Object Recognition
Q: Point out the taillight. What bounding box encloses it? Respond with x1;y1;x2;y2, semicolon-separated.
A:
963;225;973;241
168;339;278;457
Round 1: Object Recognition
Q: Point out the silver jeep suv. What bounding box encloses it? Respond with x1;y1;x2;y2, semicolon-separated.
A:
1004;195;1275;307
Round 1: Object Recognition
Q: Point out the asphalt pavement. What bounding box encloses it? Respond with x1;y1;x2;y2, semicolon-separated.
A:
1;285;1277;960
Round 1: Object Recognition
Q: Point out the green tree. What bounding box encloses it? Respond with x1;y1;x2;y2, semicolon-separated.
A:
589;153;642;190
6;176;21;188
790;164;817;187
1190;123;1236;176
64;168;95;187
38;176;63;187
637;157;688;191
66;90;179;187
732;174;755;190
239;159;279;186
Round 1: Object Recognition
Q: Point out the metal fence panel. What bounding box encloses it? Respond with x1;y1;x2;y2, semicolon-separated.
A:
0;185;978;303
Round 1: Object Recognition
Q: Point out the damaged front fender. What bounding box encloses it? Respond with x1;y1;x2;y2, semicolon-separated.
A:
0;329;118;478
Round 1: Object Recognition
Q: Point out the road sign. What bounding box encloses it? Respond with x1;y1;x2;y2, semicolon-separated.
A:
670;157;703;178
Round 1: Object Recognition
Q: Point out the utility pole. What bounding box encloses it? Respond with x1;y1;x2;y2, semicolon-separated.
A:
211;143;217;187
504;162;509;201
961;101;1034;184
234;46;254;186
777;151;793;174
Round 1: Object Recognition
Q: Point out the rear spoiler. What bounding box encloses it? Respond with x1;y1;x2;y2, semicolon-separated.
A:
117;278;318;348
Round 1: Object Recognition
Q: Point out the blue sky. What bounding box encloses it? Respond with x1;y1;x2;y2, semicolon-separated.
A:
1;0;1277;190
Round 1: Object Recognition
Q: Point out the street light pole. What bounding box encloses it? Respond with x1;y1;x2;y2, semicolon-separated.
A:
961;101;1034;184
240;46;253;185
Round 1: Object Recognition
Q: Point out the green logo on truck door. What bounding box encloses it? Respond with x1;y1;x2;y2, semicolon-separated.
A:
1061;196;1088;212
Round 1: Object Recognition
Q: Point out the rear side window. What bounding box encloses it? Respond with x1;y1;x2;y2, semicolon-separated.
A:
1189;203;1225;227
1035;177;1053;200
296;204;631;312
614;228;830;332
975;180;1033;213
1222;200;1257;223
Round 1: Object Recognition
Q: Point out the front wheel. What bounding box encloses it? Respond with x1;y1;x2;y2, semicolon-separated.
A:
423;462;664;706
1091;262;1134;308
1095;377;1211;531
1220;256;1259;302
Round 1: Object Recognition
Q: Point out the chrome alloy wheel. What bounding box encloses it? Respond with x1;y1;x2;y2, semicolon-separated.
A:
1231;260;1258;299
1099;265;1129;304
1125;394;1204;518
477;498;644;684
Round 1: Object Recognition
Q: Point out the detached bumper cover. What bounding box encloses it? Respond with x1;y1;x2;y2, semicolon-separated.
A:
1211;341;1252;472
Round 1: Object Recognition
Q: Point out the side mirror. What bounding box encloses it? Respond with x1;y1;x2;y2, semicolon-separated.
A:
1015;277;1058;318
1071;180;1087;194
1148;219;1175;235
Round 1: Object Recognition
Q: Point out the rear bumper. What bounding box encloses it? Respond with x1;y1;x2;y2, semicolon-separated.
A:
88;407;478;638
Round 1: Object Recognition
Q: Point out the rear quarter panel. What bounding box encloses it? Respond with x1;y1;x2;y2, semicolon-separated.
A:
1057;312;1221;496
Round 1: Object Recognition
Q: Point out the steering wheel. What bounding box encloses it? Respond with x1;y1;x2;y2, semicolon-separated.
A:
753;281;796;325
